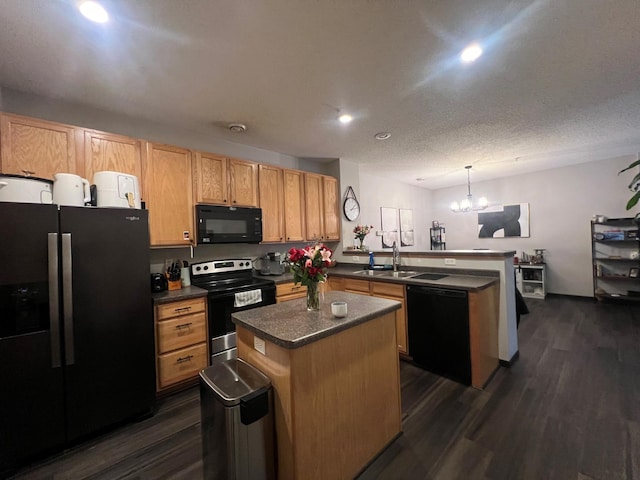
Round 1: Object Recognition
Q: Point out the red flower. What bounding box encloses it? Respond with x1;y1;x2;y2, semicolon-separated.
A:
285;243;333;286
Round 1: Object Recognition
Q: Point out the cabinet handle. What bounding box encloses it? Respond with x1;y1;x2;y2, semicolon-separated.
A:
232;200;237;203
175;322;192;329
174;306;191;313
176;355;194;364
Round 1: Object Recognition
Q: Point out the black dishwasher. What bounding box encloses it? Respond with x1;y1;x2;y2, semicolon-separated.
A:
407;285;471;385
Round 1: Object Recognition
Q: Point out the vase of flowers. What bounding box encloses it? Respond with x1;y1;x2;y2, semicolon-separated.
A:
286;243;333;311
353;224;374;250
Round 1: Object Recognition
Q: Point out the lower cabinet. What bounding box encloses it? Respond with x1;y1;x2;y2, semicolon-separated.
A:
334;277;408;355
276;281;307;302
371;282;408;355
154;296;208;392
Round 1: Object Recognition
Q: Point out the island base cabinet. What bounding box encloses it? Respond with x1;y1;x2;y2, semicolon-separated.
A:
236;312;402;480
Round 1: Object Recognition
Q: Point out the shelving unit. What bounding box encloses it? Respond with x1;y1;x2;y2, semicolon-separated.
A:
430;227;446;250
515;263;546;299
591;217;640;303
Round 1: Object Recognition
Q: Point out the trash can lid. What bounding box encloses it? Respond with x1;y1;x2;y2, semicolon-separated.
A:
199;358;271;407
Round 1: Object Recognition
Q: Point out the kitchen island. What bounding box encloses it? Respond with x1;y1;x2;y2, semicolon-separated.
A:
232;291;402;480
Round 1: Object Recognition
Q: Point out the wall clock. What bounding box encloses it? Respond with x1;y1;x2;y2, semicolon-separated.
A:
343;186;360;221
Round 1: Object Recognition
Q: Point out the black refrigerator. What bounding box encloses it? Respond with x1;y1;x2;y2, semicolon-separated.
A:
0;203;156;475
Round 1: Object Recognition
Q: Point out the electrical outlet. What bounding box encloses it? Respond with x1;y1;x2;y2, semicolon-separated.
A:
444;258;456;265
254;336;266;355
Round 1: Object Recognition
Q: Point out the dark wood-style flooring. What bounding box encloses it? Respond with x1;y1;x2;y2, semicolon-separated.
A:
9;295;640;480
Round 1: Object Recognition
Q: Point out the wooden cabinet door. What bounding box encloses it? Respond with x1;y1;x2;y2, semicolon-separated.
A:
322;175;340;240
144;143;193;246
0;113;79;179
370;282;407;354
84;130;143;185
193;152;228;204
283;169;305;242
304;173;324;241
229;158;258;207
259;164;285;243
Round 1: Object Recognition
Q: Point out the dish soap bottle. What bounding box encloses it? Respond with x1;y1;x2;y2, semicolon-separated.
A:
369;251;375;269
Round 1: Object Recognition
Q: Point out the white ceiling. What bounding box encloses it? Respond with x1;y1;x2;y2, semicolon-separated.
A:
0;0;639;189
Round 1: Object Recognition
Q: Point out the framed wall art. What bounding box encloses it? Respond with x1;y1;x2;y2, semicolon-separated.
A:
478;203;530;238
399;209;414;246
380;207;398;248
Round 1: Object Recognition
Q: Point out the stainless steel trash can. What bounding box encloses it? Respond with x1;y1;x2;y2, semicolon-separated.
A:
199;358;275;480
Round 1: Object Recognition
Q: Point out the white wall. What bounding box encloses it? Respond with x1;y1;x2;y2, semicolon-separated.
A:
347;170;432;251
432;156;639;297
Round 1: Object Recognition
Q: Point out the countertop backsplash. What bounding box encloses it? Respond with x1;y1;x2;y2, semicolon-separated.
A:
149;242;337;274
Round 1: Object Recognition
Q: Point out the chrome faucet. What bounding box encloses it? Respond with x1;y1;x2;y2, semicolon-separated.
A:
392;241;400;272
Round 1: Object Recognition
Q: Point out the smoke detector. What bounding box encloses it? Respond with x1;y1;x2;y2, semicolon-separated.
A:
228;123;247;133
374;132;391;140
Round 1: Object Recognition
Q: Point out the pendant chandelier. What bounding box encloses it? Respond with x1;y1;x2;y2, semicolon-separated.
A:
450;165;488;212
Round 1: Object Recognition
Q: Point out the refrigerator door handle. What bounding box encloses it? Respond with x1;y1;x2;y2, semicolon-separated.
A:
62;233;75;365
48;233;62;368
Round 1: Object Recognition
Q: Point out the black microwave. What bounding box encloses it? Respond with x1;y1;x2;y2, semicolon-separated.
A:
196;205;262;244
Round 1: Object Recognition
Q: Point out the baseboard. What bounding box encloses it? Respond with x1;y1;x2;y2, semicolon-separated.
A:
499;350;520;367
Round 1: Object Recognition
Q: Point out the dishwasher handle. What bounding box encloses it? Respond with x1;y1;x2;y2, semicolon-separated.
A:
407;285;467;298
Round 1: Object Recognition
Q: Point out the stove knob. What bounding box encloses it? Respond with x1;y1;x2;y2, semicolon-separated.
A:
195;266;201;271
203;266;209;271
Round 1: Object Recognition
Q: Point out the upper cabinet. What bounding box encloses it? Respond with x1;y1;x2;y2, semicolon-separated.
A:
259;164;285;243
0;113;80;180
144;143;194;246
283;169;306;242
304;173;324;241
83;130;144;186
193;153;258;207
304;172;340;242
193;152;227;204
229;158;259;207
322;175;340;241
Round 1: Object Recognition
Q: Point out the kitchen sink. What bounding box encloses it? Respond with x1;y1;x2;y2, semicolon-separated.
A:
380;271;419;278
410;273;449;281
351;269;385;276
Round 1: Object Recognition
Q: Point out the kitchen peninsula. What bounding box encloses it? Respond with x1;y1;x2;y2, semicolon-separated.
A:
232;291;402;480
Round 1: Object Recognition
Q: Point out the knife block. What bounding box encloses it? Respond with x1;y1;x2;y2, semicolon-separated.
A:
167;279;182;291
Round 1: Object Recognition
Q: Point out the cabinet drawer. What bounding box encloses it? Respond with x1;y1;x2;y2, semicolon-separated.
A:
344;278;370;294
276;282;306;298
158;343;208;389
156;297;205;320
371;281;405;298
157;313;207;354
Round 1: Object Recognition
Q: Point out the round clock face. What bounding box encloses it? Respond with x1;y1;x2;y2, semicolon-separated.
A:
343;197;360;221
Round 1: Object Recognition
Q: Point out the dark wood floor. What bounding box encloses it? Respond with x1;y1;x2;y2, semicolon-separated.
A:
9;295;640;480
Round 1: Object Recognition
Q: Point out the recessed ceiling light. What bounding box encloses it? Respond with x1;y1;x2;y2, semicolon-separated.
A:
460;43;482;63
228;123;247;133
374;132;391;140
338;114;353;124
78;1;109;23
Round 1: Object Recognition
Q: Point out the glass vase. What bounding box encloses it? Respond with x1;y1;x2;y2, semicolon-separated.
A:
306;281;320;311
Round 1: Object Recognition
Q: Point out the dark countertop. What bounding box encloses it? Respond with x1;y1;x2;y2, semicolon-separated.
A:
151;285;208;305
232;291;400;349
328;264;499;291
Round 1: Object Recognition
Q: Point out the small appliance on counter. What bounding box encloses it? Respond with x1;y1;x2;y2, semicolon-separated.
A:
253;252;286;275
0;173;53;204
53;173;91;206
151;272;168;292
93;171;141;208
